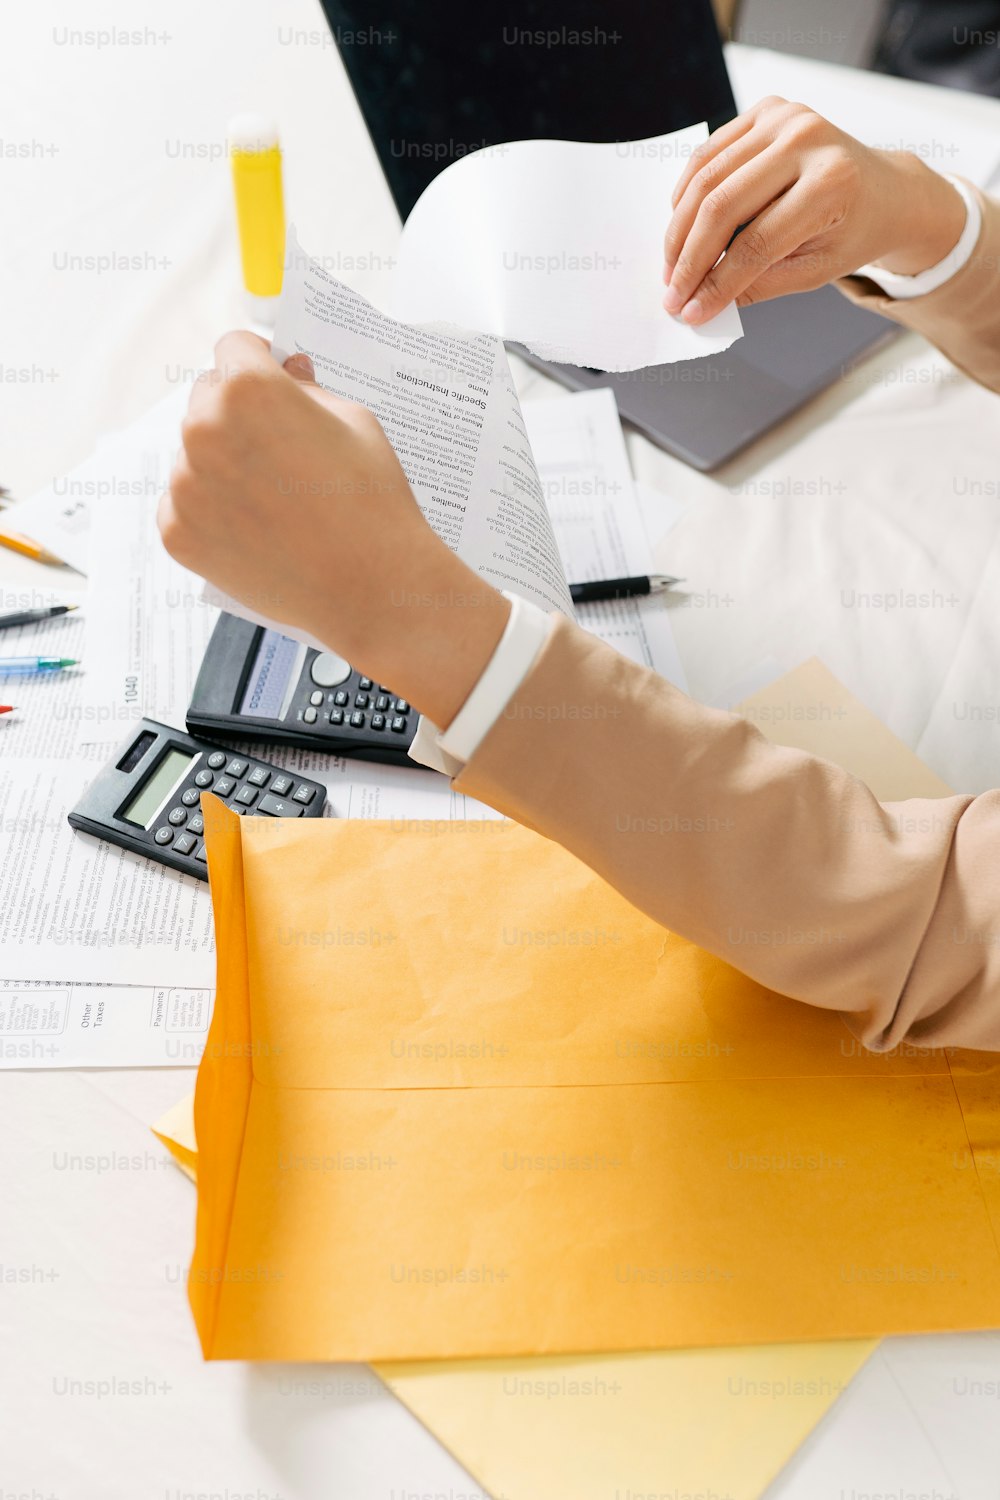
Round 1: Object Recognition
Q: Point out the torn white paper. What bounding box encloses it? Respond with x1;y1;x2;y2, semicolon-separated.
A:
393;125;743;372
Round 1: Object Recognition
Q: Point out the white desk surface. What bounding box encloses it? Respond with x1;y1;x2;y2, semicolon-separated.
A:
3;5;1000;1497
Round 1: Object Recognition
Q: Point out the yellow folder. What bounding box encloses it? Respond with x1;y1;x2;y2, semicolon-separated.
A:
188;782;1000;1362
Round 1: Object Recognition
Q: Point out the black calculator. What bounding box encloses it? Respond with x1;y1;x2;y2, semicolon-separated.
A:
187;613;416;762
68;718;328;882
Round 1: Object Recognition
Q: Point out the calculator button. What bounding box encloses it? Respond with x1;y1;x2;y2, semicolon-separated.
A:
247;766;271;788
292;783;316;806
371;714;386;731
181;787;200;808
168;807;188;827
390;716;407;733
330;709;344;726
154;826;173;846
188;813;204;836
271;774;293;797
310;651;352;688
303;707;318;724
359;677;372;689
214;775;236;798
355;692;370;709
235;784;258;807
195;843;209;863
174;832;197;856
375;694;389;712
258;793;304;818
195;769;214;789
309;690;324;707
394;699;410;714
334;690;349;707
207;751;227;770
225;758;249;778
350;710;365;729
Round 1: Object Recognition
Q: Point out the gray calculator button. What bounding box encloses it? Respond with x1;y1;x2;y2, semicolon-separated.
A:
375;694;390;712
350;710;365;729
394;699;409;714
174;832;197;856
207;751;227;770
334;690;349;707
225;758;249;778
168;807;188;827
390;716;407;733
271;774;293;797
188;813;204;836
181;787;200;807
371;713;386;731
355;692;370;709
330;709;344;726
310;651;352;688
259;793;304;818
303;707;318;724
309;690;324;707
194;769;214;789
195;843;209;863
292;783;316;806
235;784;258;806
154;826;173;846
247;766;271;788
214;775;236;798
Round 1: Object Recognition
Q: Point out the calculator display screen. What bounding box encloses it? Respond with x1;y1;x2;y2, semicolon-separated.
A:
240;630;302;720
122;747;194;829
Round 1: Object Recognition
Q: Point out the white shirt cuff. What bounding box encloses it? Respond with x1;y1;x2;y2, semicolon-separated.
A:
408;591;553;777
855;175;981;301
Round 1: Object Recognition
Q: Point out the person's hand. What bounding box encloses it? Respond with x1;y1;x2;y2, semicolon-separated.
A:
662;96;968;326
158;332;509;726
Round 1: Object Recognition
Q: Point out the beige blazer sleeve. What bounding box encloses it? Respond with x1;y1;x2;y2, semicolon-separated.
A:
837;182;1000;395
454;615;1000;1053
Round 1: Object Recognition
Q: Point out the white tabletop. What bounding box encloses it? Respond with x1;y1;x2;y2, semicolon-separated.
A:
3;5;1000;1497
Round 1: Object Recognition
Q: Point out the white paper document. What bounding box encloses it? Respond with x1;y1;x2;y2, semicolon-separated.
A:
393;124;743;372
0;979;213;1069
523;388;687;690
7;389;189;574
206;229;574;638
0;759;217;988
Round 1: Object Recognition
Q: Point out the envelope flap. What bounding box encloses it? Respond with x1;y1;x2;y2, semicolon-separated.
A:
233;817;947;1090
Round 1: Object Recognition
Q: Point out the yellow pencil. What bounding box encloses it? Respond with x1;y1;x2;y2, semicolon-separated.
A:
0;529;65;567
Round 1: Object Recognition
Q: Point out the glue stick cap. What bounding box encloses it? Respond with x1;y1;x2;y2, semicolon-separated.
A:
228;114;280;153
228;113;285;323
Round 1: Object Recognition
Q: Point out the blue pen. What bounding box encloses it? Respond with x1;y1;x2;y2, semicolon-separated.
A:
0;656;80;675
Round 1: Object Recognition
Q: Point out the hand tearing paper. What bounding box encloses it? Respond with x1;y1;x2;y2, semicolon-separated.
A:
392;123;744;372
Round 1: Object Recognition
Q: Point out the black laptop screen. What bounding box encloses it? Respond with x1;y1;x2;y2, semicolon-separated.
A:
318;1;737;217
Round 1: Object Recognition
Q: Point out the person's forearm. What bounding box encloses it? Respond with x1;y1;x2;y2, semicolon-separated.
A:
322;546;512;731
838;182;1000;396
453;614;1000;1052
871;152;968;274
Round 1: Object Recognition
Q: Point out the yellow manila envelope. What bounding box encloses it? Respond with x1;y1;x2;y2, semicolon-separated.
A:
154;658;998;1499
188;777;1000;1360
155;1090;874;1499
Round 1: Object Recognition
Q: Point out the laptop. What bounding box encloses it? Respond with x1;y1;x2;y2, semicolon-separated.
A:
319;0;897;471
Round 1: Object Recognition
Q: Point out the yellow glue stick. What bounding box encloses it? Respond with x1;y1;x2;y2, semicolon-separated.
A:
228;114;285;323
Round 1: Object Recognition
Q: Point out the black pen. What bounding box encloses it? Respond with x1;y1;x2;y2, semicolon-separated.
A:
0;603;79;630
569;573;683;605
